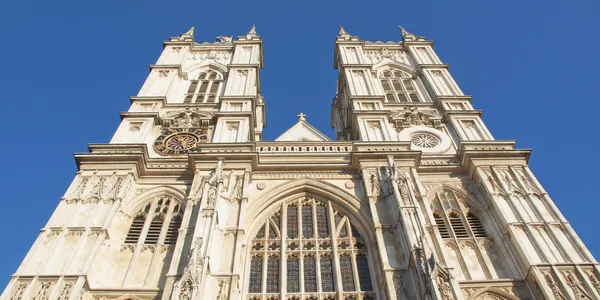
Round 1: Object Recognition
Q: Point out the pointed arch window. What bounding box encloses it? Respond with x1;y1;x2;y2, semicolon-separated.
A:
430;189;508;280
124;195;182;245
247;197;375;298
379;69;425;103
185;70;223;103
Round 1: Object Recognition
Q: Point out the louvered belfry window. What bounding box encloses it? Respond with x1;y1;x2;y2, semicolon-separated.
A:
184;71;223;103
431;190;488;239
380;69;422;103
247;197;375;298
124;195;182;246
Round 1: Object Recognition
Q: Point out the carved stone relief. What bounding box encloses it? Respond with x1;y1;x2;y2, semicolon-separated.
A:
65;172;133;203
162;108;214;129
186;50;232;65
389;106;442;131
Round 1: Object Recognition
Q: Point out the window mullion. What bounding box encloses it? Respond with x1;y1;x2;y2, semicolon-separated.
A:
193;80;203;103
327;201;342;295
157;198;176;245
350;241;360;292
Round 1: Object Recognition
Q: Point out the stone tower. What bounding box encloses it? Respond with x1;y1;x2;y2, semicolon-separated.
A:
2;25;599;300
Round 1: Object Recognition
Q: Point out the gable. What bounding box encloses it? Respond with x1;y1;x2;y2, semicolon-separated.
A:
275;120;331;142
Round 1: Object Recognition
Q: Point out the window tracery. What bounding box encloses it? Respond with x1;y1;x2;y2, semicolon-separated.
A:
124;195;182;246
431;189;509;280
247;197;375;299
185;70;223;103
379;69;425;103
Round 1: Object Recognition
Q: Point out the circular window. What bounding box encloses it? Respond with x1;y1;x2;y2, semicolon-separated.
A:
410;132;441;149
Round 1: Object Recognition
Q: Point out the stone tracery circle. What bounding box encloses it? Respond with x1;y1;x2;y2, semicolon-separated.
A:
410;132;440;149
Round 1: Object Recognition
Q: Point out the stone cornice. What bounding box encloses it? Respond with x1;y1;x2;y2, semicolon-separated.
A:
458;141;531;177
74;141;533;179
119;112;160;123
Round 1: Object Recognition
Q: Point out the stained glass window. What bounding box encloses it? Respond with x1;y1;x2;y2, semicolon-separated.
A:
304;255;317;292
302;206;314;237
320;256;335;292
287;205;298;239
316;205;329;238
247;197;374;298
356;254;373;291
266;256;280;293
287;257;300;292
249;256;263;293
340;255;355;291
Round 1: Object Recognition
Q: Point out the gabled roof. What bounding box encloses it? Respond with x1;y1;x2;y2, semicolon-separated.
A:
275;113;331;142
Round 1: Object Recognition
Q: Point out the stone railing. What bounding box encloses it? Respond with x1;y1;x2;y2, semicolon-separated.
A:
256;142;354;153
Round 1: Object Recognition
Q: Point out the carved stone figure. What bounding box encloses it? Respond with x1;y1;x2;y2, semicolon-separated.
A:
395;170;411;205
389;106;441;131
370;173;381;199
436;271;453;300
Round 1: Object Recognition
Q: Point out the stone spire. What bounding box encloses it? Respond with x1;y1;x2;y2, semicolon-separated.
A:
171;26;195;42
247;24;257;36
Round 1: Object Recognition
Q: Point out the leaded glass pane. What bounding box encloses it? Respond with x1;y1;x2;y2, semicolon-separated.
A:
268;224;278;238
249;256;263;293
320;256;335;292
287;257;300;292
356;254;373;291
304;256;317;292
287;205;298;238
256;225;265;239
351;225;360;238
339;222;348;238
340;255;355;291
316;206;329;238
302;206;314;237
266;257;279;293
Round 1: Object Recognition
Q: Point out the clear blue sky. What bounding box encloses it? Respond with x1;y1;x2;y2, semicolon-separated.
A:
1;0;598;290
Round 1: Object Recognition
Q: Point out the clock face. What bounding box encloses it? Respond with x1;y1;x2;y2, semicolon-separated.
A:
153;128;208;156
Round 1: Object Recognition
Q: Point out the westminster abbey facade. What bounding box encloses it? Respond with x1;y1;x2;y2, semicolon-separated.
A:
2;26;599;300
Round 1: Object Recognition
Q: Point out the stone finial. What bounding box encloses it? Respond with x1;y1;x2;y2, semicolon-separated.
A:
247;24;257;36
297;112;307;122
183;26;195;37
339;25;350;37
399;25;417;41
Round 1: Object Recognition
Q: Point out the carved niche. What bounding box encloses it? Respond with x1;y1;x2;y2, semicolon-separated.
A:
389;106;442;132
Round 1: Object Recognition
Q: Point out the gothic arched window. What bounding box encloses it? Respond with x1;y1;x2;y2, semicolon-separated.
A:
247;197;375;299
379;69;425;103
185;70;223;103
125;195;182;245
431;189;509;280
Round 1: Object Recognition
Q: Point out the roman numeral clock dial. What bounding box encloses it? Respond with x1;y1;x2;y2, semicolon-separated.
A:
153;128;208;155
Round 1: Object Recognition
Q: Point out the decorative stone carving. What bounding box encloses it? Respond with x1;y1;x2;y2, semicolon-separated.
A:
65;171;133;203
485;171;502;194
370;172;381;199
186;51;232;65
163;108;213;129
436;270;454;300
206;159;224;209
217;279;231;300
589;272;600;293
57;281;73;300
223;175;244;203
189;176;205;204
364;48;407;64
389;107;442;131
12;281;28;300
173;237;204;300
256;182;266;190
566;273;591;299
394;170;411;205
545;274;566;299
